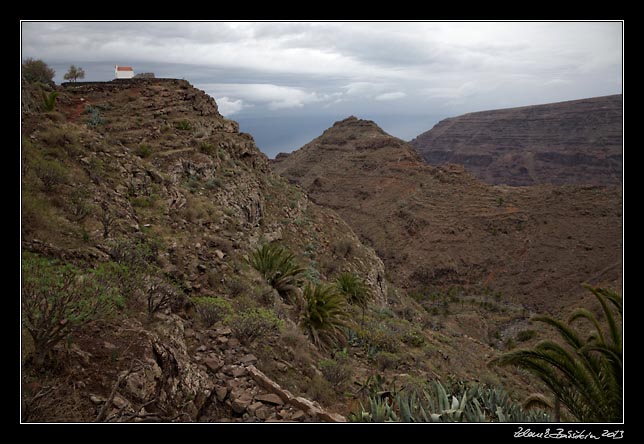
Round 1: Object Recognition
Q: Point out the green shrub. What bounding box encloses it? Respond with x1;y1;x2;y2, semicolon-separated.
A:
353;325;400;355
516;329;537;342
93;261;137;301
247;244;305;301
130;196;154;208
306;375;336;406
175;120;192;131
319;356;352;388
336;272;371;310
108;236;161;273
22;58;55;85
41;90;59;112
230;307;283;344
373;351;400;371
227;277;248;297
22;191;50;233
332;240;353;258
205;178;221;190
38;127;76;149
21;253;122;368
300;283;347;351
68;189;94;222
302;266;321;285
193;296;233;327
32;157;68;191
402;328;425;347
135;144;152;158
144;276;182;316
199;142;215;155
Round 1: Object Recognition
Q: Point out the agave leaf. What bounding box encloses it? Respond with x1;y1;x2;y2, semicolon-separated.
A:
436;381;449;412
451;395;459;411
459;391;468;410
496;406;506;422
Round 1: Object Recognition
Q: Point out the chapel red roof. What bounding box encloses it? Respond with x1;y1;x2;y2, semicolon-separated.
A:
116;66;134;71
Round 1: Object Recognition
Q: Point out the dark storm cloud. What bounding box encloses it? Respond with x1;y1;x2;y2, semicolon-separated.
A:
21;21;622;157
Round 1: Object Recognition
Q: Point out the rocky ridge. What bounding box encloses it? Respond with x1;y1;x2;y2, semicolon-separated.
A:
409;95;622;186
21;80;386;422
273;116;622;315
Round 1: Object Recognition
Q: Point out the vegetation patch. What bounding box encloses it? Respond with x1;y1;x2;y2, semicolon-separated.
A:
21;253;124;368
350;378;550;422
230;307;283;344
193;296;233;327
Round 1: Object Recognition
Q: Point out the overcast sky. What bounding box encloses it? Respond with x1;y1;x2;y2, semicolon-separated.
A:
21;21;622;158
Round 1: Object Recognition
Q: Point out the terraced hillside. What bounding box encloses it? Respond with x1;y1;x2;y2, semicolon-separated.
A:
409;95;623;186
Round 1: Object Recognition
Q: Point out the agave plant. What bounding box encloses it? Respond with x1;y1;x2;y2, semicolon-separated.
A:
350;397;398;422
491;286;622;422
395;381;470;422
300;283;348;350
247;244;305;302
351;378;550;423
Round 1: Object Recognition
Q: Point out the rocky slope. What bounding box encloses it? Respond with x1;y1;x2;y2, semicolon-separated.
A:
23;80;546;423
21;79;389;422
272;116;623;316
409;95;623;186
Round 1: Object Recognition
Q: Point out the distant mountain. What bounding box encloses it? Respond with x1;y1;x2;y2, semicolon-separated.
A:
409;95;622;186
273;116;622;315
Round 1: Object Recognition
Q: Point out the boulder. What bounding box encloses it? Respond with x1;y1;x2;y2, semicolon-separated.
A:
255;393;283;406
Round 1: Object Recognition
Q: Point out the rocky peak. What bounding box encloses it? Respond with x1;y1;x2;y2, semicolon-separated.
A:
324;116;386;137
273;116;622;316
279;116;422;167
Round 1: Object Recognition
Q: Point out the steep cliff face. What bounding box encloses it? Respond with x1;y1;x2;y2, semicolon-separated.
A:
21;80;386;422
409;95;623;186
273;116;622;315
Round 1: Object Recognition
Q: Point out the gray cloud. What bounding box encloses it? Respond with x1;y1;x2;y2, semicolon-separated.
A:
21;21;622;157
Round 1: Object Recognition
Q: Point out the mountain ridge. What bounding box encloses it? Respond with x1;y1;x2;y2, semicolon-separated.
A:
273;115;622;315
409;94;622;186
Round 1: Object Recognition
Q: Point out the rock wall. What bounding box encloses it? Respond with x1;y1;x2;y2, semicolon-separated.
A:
410;95;623;186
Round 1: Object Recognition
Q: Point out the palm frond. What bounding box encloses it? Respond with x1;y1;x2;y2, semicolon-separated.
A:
492;286;622;422
300;283;348;350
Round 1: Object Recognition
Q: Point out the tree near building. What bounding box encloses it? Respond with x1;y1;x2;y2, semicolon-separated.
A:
22;58;55;85
64;65;85;82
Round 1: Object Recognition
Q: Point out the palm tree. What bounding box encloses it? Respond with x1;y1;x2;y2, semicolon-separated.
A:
248;244;305;302
336;272;371;323
491;286;622;422
301;283;348;350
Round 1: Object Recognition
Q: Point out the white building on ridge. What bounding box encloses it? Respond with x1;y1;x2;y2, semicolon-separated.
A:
115;65;134;79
